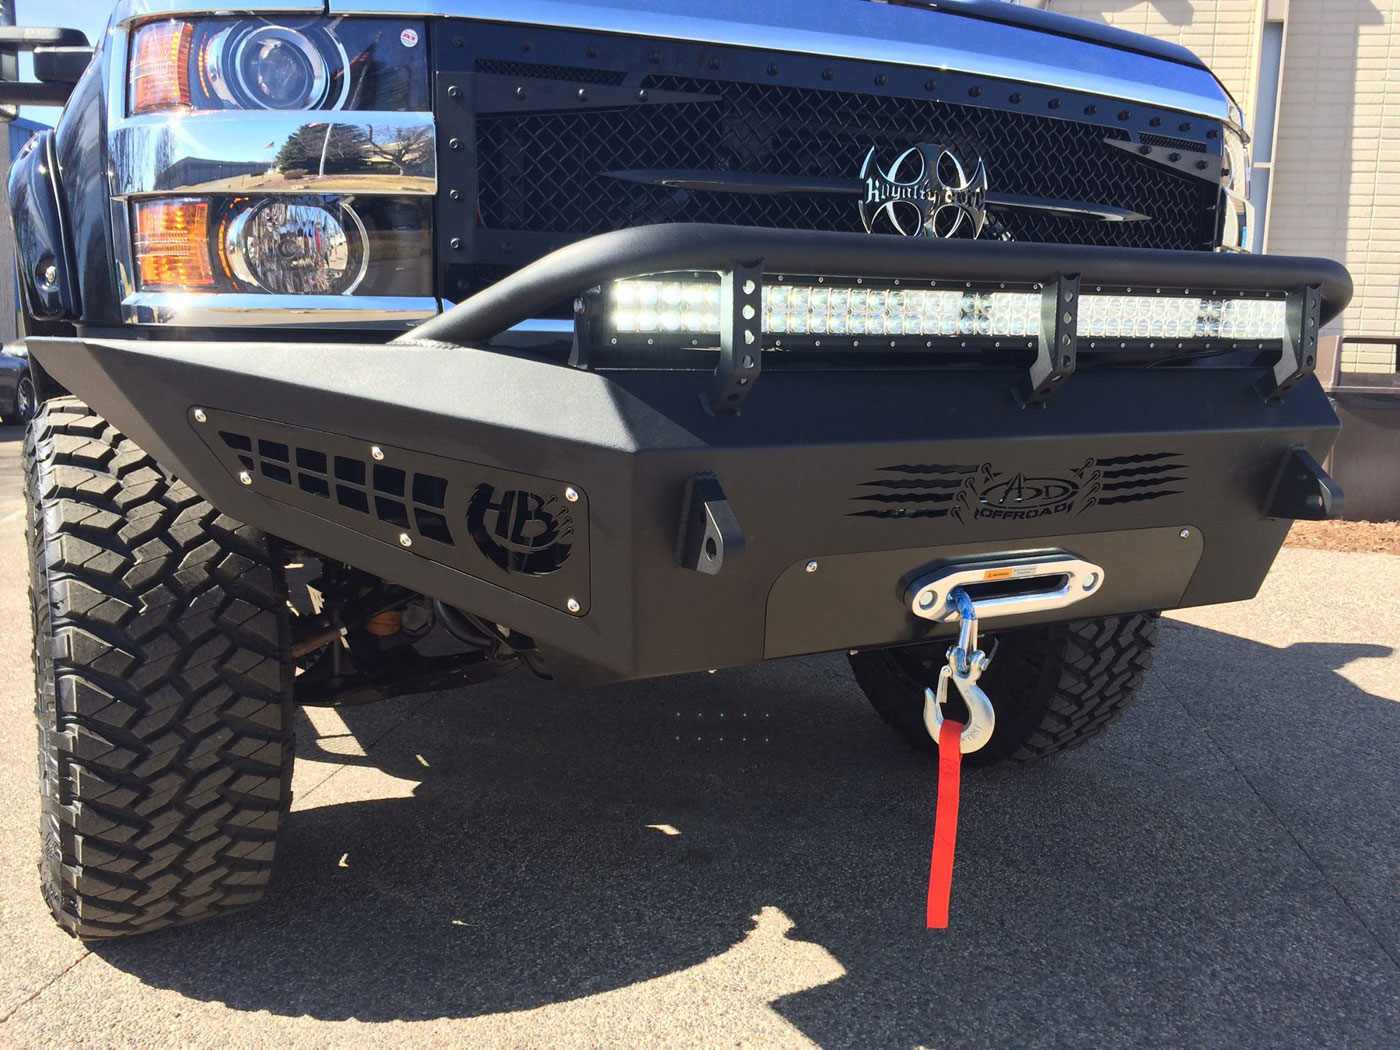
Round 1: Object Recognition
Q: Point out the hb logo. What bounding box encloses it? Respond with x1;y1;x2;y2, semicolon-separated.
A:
467;485;573;576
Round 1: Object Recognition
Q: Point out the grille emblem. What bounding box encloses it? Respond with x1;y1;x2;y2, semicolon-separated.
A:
859;143;989;238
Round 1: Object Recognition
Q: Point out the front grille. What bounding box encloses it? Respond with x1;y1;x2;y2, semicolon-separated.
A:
475;76;1220;253
475;58;627;86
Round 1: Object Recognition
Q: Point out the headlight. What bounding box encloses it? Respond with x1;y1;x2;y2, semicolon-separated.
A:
128;17;428;116
224;199;366;294
1219;123;1255;252
132;195;430;297
205;25;337;111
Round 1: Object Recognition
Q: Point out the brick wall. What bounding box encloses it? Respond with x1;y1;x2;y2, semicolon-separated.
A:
1268;0;1400;354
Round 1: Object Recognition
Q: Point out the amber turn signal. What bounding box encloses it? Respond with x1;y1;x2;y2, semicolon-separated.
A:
133;198;214;290
130;21;193;115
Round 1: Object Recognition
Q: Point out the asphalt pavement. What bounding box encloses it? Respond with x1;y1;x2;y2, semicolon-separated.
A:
0;420;1397;1048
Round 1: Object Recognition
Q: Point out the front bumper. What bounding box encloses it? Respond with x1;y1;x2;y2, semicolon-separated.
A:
34;227;1350;685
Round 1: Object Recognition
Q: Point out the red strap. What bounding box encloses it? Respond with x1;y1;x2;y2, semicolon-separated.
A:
926;719;964;929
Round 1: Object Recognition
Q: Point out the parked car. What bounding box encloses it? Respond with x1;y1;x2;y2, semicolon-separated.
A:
0;343;34;423
2;0;1349;938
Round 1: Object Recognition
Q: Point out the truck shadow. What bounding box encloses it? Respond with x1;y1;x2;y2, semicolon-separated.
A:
87;621;1400;1046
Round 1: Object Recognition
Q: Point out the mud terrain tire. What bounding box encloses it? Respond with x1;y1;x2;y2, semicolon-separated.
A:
26;397;293;938
849;613;1159;766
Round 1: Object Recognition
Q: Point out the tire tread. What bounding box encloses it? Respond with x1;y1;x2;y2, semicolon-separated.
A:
26;397;293;939
849;612;1159;765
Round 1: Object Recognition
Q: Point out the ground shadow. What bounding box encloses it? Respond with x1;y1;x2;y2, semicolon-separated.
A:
88;621;1400;1046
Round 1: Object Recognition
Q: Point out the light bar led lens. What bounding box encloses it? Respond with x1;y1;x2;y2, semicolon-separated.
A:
611;280;1041;338
610;280;1290;344
767;286;1039;337
612;280;723;334
1079;294;1286;341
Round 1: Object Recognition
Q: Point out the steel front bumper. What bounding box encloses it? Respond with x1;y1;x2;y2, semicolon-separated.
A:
32;228;1351;685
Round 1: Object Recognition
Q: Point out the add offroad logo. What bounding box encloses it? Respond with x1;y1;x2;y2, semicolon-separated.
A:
850;453;1188;522
960;461;1101;522
467;485;574;576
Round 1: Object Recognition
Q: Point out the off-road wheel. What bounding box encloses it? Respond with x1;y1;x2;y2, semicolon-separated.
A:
849;613;1159;766
26;397;294;938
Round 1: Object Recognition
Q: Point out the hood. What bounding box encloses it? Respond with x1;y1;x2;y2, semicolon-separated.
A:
320;0;1230;119
871;1;1208;71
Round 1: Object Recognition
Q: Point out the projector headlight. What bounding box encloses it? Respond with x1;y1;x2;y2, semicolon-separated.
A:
205;25;334;111
128;16;428;115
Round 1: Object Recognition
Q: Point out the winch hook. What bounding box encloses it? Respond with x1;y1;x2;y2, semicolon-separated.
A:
922;588;996;753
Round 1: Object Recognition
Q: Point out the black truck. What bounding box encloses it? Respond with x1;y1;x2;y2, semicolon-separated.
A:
3;0;1349;939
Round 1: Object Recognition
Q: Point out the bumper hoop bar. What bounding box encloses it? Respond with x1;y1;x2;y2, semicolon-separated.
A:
401;224;1353;411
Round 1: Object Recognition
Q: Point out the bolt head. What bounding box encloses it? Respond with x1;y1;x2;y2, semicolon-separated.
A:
1180;528;1192;539
193;408;207;423
238;471;252;486
566;598;582;614
371;446;385;461
565;486;580;503
399;533;413;548
805;560;819;573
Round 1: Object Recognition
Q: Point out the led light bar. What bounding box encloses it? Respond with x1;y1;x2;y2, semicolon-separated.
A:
1079;294;1287;341
608;279;1290;346
611;280;1041;339
612;280;722;335
766;286;1039;338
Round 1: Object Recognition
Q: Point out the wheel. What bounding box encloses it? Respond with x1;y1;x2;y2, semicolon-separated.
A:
848;613;1159;766
14;373;36;422
26;397;294;939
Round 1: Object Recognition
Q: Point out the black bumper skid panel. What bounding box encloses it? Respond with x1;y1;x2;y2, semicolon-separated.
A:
34;337;1341;685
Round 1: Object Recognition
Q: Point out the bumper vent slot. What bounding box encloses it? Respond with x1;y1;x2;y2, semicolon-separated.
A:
204;412;590;614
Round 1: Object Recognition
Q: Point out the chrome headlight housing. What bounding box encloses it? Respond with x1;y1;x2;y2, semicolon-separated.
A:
128;16;427;116
1219;121;1255;253
116;15;435;327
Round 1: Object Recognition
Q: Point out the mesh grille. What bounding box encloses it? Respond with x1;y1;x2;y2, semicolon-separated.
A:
1140;132;1207;153
475;58;627;85
475;76;1219;251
